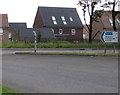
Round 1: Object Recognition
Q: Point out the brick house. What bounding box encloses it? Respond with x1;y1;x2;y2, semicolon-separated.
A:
92;11;120;42
33;7;83;42
0;14;10;42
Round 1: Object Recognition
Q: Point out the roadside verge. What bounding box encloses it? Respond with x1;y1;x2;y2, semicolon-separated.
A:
15;52;119;56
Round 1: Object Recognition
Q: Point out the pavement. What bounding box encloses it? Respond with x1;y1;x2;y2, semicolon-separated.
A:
2;54;118;93
2;48;119;55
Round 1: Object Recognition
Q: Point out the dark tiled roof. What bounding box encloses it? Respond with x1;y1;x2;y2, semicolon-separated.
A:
38;7;83;28
9;23;27;33
9;23;55;41
19;28;55;41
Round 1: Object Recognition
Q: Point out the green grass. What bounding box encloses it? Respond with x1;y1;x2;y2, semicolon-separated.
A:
0;85;19;93
1;41;120;48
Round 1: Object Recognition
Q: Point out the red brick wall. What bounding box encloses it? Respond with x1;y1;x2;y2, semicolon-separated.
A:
2;28;10;42
53;28;83;41
33;9;44;28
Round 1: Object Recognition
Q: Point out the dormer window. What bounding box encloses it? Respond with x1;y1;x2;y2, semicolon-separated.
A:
117;19;120;25
108;18;113;26
51;16;57;25
61;16;67;25
69;17;73;22
61;16;65;21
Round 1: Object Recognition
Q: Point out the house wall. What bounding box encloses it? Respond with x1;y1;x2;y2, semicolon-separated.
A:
53;28;83;41
2;28;10;42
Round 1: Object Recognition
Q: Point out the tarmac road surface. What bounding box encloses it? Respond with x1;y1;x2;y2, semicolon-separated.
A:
2;54;118;93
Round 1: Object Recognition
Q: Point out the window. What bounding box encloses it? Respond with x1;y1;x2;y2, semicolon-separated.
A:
69;17;73;22
71;29;76;35
108;18;113;26
61;16;67;25
63;21;67;25
117;19;120;25
0;28;3;35
8;33;12;39
59;29;63;34
61;16;65;21
52;16;56;20
51;16;57;25
53;21;57;25
52;29;54;33
83;34;86;39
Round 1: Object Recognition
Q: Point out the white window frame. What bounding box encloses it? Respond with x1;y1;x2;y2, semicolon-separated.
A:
71;29;76;35
59;29;63;34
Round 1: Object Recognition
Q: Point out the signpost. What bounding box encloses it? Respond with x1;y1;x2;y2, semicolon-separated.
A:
100;31;118;53
33;31;37;53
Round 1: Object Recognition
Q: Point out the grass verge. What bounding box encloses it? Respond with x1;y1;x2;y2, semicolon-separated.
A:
2;42;120;48
0;85;19;93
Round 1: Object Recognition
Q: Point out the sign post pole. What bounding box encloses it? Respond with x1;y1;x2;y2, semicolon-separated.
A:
100;31;118;54
104;43;107;54
33;31;37;53
113;44;116;53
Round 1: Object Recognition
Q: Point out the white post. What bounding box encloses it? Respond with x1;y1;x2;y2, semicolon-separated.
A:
33;31;37;53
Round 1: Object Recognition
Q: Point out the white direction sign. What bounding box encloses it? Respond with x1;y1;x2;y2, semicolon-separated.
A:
100;31;118;43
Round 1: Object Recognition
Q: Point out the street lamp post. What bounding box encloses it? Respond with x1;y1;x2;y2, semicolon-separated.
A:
33;31;37;53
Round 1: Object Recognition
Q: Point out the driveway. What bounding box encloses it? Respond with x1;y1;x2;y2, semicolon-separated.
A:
2;54;118;93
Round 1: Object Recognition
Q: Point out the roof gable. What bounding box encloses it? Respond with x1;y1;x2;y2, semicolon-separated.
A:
37;7;83;28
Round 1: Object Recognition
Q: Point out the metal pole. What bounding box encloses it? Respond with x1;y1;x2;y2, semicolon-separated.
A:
113;44;116;53
33;31;37;53
104;43;107;54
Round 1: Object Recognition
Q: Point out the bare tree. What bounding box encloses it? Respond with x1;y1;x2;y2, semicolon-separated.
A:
78;0;102;43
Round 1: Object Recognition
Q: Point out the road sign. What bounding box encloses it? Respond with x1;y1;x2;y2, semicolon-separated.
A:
100;31;118;43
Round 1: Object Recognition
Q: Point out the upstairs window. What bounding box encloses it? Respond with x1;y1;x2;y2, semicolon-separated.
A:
61;16;67;25
69;17;73;22
51;16;57;25
71;29;76;35
108;18;113;26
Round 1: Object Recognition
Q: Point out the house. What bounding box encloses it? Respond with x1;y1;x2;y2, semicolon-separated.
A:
0;14;10;42
9;23;54;42
33;6;83;42
92;11;120;42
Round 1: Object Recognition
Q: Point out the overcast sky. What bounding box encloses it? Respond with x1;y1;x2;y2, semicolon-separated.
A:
0;0;119;28
0;0;83;28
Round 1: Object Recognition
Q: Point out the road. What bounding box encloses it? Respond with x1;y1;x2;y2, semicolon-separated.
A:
2;54;118;93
